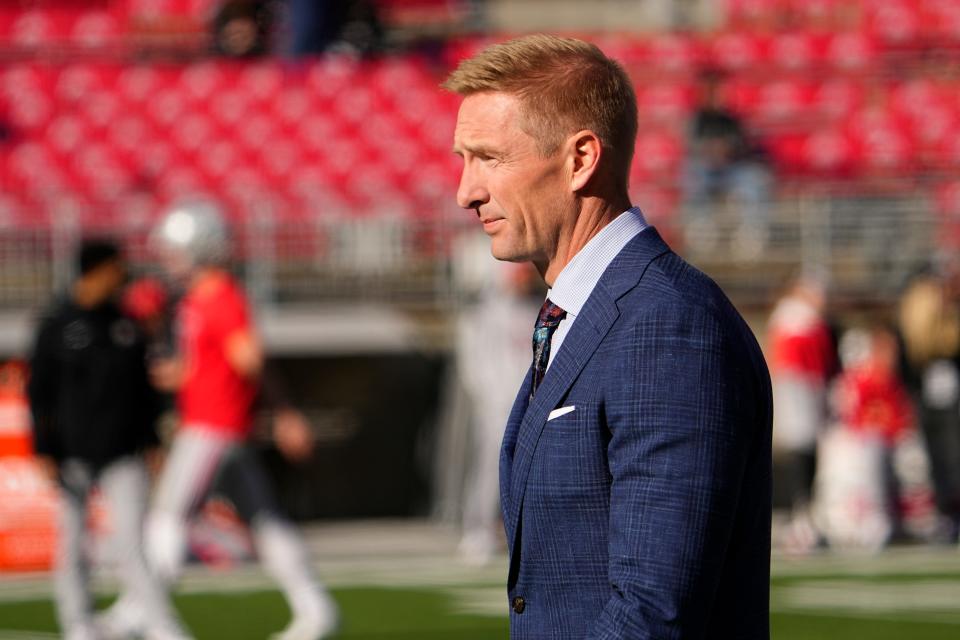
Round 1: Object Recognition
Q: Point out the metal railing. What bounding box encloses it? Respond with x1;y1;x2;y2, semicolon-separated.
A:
0;189;940;313
679;190;936;306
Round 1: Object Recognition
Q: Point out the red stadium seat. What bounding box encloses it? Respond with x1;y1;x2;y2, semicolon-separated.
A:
0;8;17;43
751;79;815;128
890;77;951;119
2;87;53;133
239;62;285;104
643;34;699;77
922;0;960;47
864;0;922;49
769;31;821;72
11;10;64;49
44;114;90;156
180;61;229;103
636;83;695;125
106;113;151;155
845;106;915;176
117;65;164;104
81;90;124;131
824;32;877;73
719;77;759;118
710;31;766;73
798;129;856;176
146;84;191;128
812;79;866;122
6;28;955;229
209;87;254;127
71;10;121;50
273;87;313;127
631;131;684;183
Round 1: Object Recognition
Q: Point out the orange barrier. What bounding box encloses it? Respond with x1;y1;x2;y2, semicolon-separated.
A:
0;361;32;458
0;360;56;571
0;457;58;571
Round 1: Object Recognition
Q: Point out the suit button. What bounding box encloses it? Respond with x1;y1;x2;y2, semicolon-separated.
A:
512;596;526;614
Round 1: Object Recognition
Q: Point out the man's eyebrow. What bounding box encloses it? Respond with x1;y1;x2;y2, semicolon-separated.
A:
451;143;497;157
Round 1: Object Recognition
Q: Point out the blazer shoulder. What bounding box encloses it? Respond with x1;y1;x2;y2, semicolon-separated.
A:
619;250;736;321
616;251;768;373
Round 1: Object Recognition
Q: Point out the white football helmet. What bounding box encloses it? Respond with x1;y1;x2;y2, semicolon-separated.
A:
150;201;231;272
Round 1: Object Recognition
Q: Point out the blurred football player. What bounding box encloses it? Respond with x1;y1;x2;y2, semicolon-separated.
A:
145;202;337;640
27;239;190;640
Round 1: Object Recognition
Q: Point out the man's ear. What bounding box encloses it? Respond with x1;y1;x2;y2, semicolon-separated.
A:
569;130;603;192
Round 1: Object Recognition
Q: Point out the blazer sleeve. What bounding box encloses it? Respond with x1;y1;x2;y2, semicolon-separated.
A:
587;302;759;639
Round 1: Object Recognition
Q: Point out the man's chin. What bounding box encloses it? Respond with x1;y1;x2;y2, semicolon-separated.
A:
489;245;527;264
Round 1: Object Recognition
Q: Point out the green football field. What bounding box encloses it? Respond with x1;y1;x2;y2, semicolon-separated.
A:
0;571;959;639
0;522;958;639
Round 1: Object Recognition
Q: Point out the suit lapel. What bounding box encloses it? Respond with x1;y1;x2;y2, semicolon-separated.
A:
504;227;672;556
504;284;619;552
500;365;532;532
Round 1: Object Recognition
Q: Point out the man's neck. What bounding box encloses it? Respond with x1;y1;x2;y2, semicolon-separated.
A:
540;195;632;287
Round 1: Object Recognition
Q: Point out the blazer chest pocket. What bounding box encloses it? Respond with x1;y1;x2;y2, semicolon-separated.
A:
533;401;609;491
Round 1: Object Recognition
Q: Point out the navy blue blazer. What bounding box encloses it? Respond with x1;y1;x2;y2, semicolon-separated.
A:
500;228;772;639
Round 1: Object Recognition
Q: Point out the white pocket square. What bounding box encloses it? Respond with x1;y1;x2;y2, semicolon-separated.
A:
547;406;576;421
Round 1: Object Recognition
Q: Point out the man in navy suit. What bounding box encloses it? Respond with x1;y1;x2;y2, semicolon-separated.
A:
445;34;773;639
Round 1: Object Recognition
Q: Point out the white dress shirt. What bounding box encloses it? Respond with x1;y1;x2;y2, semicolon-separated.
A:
546;207;649;369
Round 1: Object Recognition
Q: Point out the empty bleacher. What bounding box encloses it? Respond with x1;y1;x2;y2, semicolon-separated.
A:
0;0;956;316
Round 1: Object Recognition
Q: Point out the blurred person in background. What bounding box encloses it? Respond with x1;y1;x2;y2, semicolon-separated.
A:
213;0;274;58
899;264;960;543
684;69;773;259
26;240;190;640
818;325;915;550
455;255;539;565
144;202;338;640
285;0;383;56
768;274;837;551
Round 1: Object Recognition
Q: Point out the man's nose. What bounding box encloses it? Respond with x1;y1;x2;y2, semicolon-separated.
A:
456;167;489;211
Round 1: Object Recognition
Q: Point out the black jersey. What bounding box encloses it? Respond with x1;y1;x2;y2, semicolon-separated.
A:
27;296;161;470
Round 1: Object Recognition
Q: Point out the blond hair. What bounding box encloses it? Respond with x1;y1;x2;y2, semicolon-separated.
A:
442;34;637;184
900;276;960;366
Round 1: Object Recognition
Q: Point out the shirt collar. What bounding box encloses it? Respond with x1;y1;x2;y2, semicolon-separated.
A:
548;206;649;317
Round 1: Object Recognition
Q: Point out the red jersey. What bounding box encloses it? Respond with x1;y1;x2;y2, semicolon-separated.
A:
768;296;836;382
177;272;258;438
836;364;914;445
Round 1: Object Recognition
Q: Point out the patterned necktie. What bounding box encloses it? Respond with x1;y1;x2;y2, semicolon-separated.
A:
530;299;567;400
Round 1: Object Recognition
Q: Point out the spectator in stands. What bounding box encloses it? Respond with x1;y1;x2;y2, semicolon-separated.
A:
213;0;274;58
684;69;773;259
899;264;960;543
285;0;383;56
26;240;190;640
768;274;838;551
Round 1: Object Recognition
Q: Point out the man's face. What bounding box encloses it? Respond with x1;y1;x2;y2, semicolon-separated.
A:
452;92;570;266
89;258;127;304
154;244;194;285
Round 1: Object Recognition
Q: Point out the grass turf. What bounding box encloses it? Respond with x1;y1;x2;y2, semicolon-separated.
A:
0;574;958;638
0;588;509;639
